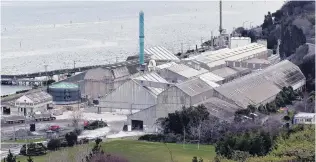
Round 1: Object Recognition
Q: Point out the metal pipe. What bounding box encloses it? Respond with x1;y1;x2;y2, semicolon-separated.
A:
139;11;145;65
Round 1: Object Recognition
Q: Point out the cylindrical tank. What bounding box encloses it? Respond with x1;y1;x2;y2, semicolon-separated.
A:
48;82;80;105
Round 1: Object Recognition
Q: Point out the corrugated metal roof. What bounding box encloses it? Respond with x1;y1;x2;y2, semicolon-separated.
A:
167;63;208;79
199;72;224;83
112;66;130;79
49;82;79;89
226;47;267;61
145;87;165;96
16;91;52;104
194;97;241;121
156;62;177;70
176;77;213;97
215;60;306;108
145;46;180;61
193;43;267;68
211;67;239;78
133;72;168;84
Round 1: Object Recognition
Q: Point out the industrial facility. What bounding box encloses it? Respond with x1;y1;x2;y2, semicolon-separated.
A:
0;8;306;137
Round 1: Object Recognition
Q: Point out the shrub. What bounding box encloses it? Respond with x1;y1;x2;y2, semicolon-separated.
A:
20;143;47;156
65;131;78;147
138;134;165;142
47;139;61;151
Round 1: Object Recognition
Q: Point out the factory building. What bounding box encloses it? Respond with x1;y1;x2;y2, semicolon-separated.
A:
83;66;131;100
13;91;53;116
99;72;172;113
214;60;306;108
126;60;306;133
185;43;269;71
48;82;80;105
157;62;208;83
127;77;219;132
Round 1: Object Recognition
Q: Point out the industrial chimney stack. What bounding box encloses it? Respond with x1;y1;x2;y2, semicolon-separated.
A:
219;0;223;35
139;11;145;72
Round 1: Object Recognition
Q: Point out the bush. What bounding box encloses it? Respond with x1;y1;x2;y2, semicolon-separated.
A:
47;139;61;151
138;134;165;142
138;133;182;143
65;131;78;147
20;143;47;156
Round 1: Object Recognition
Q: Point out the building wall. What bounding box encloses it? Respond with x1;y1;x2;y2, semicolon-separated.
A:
99;80;157;112
127;105;158;132
84;80;114;99
226;60;270;70
13;101;52;116
293;116;315;124
156;87;191;118
230;38;251;49
191;90;214;105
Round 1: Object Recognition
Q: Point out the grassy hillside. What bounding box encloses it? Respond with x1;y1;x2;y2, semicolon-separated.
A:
8;140;216;162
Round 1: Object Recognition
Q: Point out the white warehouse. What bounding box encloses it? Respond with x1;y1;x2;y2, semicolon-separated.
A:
99;72;172;113
127;77;220;132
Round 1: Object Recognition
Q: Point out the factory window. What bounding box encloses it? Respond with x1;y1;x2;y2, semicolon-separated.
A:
305;118;312;122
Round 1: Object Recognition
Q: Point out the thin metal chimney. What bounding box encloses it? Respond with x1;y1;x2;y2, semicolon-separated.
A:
139;11;145;71
219;0;223;35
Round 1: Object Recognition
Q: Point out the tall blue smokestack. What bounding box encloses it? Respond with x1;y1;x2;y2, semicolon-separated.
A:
139;11;145;66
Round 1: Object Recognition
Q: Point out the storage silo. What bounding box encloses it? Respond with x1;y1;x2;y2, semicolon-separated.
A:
48;82;80;105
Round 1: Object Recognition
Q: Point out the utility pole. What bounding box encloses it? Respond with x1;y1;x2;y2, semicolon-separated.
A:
181;43;183;54
200;37;203;46
44;64;48;87
73;60;76;69
183;128;186;149
198;121;201;150
24;99;28;156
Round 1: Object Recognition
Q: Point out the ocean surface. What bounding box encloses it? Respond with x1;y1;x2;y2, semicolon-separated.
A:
1;1;284;95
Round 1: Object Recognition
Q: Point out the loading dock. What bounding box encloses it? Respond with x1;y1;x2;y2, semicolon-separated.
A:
131;120;143;131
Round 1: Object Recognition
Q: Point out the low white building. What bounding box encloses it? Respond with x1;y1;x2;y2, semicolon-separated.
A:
293;113;315;124
13;91;53;116
229;37;251;49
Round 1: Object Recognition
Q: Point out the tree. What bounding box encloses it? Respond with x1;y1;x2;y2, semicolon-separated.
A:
5;150;16;162
47;139;61;150
71;108;83;130
158;105;209;135
27;156;34;162
247;105;256;113
65;131;78;147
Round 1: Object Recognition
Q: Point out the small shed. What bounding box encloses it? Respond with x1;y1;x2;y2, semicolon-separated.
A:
293;113;315;124
14;91;52;116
